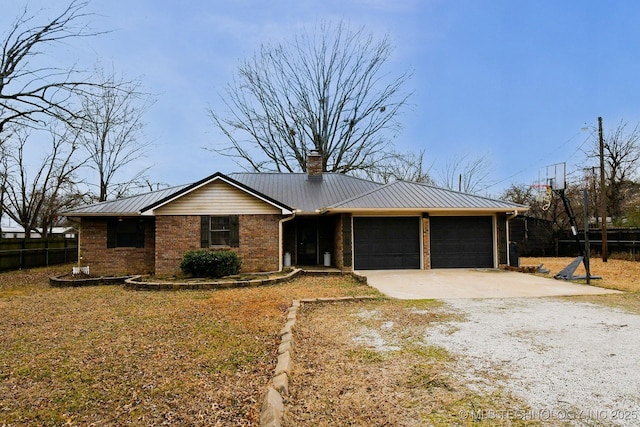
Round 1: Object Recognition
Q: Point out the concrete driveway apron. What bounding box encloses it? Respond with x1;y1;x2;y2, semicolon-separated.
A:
359;269;622;299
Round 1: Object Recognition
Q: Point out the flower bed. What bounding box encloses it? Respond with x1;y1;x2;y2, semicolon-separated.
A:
49;274;132;287
124;268;303;290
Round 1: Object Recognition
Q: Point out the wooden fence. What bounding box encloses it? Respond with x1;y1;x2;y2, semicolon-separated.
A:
0;238;78;271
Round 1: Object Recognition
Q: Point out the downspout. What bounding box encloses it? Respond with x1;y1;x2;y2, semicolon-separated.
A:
506;210;519;267
279;211;297;271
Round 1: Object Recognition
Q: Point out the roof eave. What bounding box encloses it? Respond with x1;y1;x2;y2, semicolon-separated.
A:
61;212;142;218
321;207;530;214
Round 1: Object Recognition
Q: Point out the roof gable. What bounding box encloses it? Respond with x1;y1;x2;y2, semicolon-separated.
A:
140;173;293;215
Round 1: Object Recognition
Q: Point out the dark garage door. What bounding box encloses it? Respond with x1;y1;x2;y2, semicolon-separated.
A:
430;216;494;268
353;217;420;270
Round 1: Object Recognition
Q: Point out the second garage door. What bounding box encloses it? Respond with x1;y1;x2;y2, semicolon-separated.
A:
430;216;494;268
353;217;420;270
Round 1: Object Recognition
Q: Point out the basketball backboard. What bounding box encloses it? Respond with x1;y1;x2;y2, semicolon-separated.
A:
537;162;566;191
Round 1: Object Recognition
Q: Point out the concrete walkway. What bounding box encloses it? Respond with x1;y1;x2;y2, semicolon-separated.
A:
359;269;622;299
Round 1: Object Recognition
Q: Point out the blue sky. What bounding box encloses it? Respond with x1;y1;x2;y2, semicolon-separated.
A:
5;0;640;196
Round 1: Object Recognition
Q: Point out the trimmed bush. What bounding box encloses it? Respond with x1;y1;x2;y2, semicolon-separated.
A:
180;250;242;278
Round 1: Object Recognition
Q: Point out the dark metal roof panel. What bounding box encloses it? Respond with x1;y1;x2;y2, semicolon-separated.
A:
63;184;189;216
328;180;528;210
228;173;382;213
62;173;526;217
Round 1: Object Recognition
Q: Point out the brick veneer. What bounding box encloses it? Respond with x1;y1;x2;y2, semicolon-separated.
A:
422;216;431;269
237;214;281;272
155;215;201;276
81;214;283;277
333;213;353;271
334;215;344;270
79;217;155;275
155;214;281;276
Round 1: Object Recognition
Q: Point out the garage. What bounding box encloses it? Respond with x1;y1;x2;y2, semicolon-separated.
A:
353;217;421;270
430;216;494;268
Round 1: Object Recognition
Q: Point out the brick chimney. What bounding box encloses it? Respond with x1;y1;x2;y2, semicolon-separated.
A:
307;150;323;180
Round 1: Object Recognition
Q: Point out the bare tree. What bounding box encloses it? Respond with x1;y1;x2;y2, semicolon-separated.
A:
0;136;9;234
2;126;84;238
208;21;412;174
438;154;493;194
0;1;102;135
76;64;154;201
501;182;563;223
586;120;640;220
363;149;433;184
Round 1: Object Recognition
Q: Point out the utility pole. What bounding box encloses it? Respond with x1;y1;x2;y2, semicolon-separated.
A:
583;189;591;285
598;116;608;262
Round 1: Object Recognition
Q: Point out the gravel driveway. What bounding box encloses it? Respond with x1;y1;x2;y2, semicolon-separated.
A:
426;298;640;426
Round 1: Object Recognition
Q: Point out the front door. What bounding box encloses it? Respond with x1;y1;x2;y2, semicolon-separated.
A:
297;219;318;265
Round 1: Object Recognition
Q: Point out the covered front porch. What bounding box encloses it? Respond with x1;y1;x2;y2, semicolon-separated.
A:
282;215;349;269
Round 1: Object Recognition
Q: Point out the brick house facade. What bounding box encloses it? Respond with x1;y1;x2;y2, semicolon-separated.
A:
79;213;283;277
80;217;156;275
65;168;526;276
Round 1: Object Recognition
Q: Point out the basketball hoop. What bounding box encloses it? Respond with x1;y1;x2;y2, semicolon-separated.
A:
531;162;565;212
531;183;553;211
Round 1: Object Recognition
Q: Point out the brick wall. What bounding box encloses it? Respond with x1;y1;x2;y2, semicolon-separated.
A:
155;215;201;276
79;217;155;275
80;214;282;277
237;214;281;272
336;213;352;271
334;215;344;270
422;216;431;269
155;214;281;276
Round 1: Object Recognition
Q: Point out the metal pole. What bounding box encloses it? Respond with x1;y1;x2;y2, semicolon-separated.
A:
583;189;591;284
598;116;608;262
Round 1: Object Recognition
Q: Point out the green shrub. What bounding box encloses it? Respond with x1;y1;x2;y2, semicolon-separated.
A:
180;250;242;278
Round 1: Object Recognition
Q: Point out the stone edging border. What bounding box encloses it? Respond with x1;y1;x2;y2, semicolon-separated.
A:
49;275;133;287
123;269;304;290
259;294;379;427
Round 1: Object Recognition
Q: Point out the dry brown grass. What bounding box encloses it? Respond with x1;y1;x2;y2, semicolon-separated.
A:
522;256;640;293
4;259;638;426
285;300;546;427
522;257;640;314
0;265;380;426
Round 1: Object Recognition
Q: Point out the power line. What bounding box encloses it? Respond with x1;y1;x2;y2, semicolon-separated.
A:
481;130;587;193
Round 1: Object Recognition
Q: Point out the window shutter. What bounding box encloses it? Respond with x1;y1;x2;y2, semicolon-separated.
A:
230;215;240;247
200;216;210;248
136;220;145;248
107;220;117;248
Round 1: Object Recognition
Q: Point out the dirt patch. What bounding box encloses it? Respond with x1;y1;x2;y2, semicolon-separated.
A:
285;300;544;426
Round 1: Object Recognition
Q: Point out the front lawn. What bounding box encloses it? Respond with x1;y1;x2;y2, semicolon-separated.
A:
0;265;380;426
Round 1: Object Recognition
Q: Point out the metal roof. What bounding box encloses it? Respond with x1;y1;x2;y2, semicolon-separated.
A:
229;173;382;214
62;172;528;217
62;184;190;216
325;180;528;212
